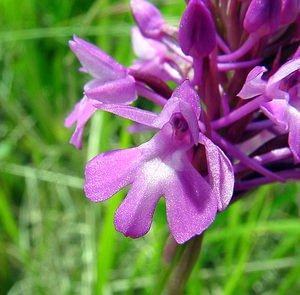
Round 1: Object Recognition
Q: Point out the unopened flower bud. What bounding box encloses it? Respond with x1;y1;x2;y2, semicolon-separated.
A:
130;0;166;39
280;0;299;25
243;0;282;35
179;0;216;58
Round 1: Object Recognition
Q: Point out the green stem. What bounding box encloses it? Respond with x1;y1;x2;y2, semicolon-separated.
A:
164;233;204;295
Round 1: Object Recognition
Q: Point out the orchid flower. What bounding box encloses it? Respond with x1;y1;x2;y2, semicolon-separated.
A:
84;81;234;244
65;35;137;148
238;57;300;161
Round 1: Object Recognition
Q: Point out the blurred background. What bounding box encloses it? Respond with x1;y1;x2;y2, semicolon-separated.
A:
0;1;300;294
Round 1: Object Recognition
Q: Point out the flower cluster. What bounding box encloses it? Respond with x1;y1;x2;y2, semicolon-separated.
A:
66;0;300;244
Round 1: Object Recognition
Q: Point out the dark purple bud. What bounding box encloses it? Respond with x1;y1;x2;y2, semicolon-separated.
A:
130;0;166;39
243;0;282;35
280;0;299;25
179;0;216;58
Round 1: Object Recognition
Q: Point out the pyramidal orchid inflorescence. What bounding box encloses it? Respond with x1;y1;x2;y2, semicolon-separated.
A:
66;0;300;244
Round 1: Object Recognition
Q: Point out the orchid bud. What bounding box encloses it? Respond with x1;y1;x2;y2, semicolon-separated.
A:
130;0;166;39
179;0;216;58
243;0;282;35
280;0;299;25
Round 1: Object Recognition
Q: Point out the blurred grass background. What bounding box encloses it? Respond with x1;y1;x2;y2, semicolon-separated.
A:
0;0;300;294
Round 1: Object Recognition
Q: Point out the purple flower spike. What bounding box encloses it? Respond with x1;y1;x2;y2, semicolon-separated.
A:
130;0;166;39
84;81;233;244
243;0;282;35
179;0;216;58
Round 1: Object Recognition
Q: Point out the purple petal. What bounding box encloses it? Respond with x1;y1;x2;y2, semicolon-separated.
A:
261;99;289;130
84;76;137;104
65;96;97;149
238;66;267;99
131;27;166;60
69;35;127;81
164;161;217;244
172;80;201;119
199;134;234;211
179;0;216;58
114;152;181;238
114;173;161;238
93;103;158;127
84;148;141;202
130;0;166;39
267;56;300;98
69;127;84;150
64;100;81;128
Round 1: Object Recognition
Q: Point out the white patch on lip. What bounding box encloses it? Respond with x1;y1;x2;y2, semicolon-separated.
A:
142;158;175;183
141;152;185;184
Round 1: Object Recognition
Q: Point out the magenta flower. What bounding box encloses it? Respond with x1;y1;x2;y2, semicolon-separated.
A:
65;35;137;148
238;57;300;161
84;81;234;244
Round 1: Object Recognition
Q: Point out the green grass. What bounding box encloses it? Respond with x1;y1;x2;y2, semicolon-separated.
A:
0;1;300;294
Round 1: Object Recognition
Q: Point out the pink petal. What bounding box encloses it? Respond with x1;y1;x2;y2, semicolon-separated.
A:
164;162;217;244
131;27;166;60
267;56;300;98
93;103;158;127
65;96;97;149
64;101;81;128
69;127;84;150
172;80;201;119
199;133;234;211
261;99;289;130
84;76;137;104
84;148;141;202
69;35;127;81
114;173;161;238
238;66;267;99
